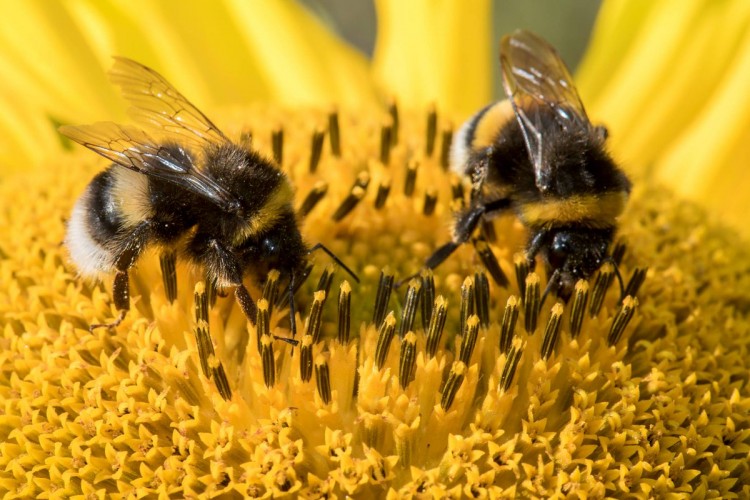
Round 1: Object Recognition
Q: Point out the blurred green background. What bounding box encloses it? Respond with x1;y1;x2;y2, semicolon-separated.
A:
300;0;603;99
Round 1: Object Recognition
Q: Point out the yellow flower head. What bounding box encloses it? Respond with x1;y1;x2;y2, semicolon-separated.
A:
1;0;750;498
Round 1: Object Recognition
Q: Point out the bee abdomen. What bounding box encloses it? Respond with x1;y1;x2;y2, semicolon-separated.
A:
65;166;151;278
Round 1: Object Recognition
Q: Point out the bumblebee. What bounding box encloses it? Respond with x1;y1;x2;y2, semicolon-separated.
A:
62;57;349;331
426;30;631;300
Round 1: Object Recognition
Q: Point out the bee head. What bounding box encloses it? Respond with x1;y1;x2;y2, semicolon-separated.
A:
545;228;613;300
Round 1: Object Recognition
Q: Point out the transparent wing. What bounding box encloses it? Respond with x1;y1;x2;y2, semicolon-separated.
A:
60;122;239;212
500;30;592;191
109;56;229;148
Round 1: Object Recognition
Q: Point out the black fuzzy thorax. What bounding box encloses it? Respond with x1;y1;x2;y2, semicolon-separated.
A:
477;105;630;208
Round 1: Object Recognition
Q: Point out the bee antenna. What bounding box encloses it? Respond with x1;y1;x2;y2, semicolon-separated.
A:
540;269;561;307
273;335;299;347
395;272;419;289
288;273;297;338
308;243;360;283
603;256;626;300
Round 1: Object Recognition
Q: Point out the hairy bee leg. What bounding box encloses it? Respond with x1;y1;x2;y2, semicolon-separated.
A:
425;197;512;271
234;285;258;325
202;238;258;325
425;242;461;269
90;222;150;331
90;271;129;331
525;228;550;268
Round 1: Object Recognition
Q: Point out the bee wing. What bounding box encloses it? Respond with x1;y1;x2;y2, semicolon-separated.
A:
109;57;230;148
500;30;591;192
60;122;240;212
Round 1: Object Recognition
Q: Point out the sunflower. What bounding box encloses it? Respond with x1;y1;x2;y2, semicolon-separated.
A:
1;0;749;497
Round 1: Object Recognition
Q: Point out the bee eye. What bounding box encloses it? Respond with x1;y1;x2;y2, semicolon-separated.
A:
262;237;278;255
552;233;570;253
548;232;571;269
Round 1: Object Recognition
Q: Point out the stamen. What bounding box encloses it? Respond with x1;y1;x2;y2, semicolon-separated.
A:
262;270;280;315
481;219;497;243
255;298;270;354
355;170;371;190
398;278;422;338
499;296;519;354
374;178;391;210
205;275;219;307
623;267;648;300
380;123;392;165
608;296;638;346
372;268;394;327
193;282;210;378
499;338;524;393
272;127;283;166
440;361;466;411
459;315;480;365
315;264;335;299
315;355;331;404
474;269;490;328
298;181;328;217
193;282;232;400
459;276;475;334
260;333;275;388
375;312;397;370
388;99;399;145
212;363;232;402
474;240;509;287
299;335;314;382
425;105;437;157
540;303;564;360
514;252;529;299
422;188;438;216
524;273;541;333
159;250;177;303
404;160;418;197
394;424;414;468
331;185;365;222
309;128;326;173
420;269;435;332
304;290;326;344
399;331;417;389
612;240;627;265
439;126;453;170
569;280;589;338
425;295;448;358
589;262;615;317
337;281;351;344
328;109;341;157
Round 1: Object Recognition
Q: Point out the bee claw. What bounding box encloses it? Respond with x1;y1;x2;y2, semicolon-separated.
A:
89;310;126;332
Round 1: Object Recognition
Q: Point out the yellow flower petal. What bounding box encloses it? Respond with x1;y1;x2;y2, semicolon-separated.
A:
577;0;750;235
372;0;492;119
0;0;379;171
226;0;378;109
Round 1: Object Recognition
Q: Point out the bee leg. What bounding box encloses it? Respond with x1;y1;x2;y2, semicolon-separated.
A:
525;228;550;270
90;222;150;331
424;204;486;270
234;285;258;325
426;197;511;270
90;271;130;331
468;149;492;202
202;238;259;325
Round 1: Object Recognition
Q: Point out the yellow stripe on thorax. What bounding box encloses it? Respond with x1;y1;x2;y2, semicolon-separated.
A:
519;191;628;229
471;100;515;150
233;179;294;245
